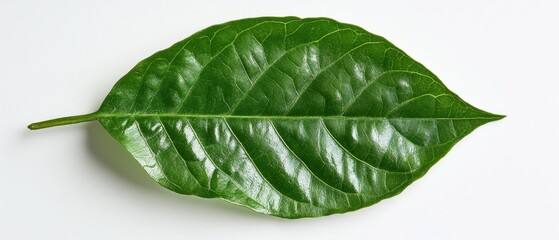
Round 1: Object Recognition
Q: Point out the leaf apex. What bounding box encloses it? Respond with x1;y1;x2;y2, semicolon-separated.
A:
491;113;506;121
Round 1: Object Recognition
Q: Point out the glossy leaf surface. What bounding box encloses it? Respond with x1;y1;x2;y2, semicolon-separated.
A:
31;17;503;218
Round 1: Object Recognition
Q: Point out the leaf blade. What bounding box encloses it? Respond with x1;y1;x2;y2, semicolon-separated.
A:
93;17;503;218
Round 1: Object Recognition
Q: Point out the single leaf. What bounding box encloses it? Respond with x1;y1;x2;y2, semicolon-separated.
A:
29;17;503;218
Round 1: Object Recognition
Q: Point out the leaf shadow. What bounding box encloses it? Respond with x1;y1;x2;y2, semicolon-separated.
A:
85;122;274;220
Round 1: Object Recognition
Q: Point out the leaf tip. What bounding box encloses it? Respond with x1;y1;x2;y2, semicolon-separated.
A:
482;113;505;124
493;114;506;120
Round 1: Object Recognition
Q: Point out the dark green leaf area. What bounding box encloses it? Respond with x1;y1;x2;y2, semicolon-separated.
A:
98;17;502;218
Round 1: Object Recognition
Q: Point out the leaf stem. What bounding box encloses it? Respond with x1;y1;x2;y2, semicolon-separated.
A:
28;113;99;130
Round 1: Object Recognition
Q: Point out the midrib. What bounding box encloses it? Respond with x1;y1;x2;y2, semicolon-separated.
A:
95;113;502;121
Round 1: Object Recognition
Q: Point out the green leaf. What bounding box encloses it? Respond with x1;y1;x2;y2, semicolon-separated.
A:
29;17;503;218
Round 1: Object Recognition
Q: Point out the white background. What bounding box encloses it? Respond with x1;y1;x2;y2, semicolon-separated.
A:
1;0;558;239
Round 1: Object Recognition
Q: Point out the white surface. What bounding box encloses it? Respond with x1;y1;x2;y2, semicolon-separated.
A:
1;0;558;239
